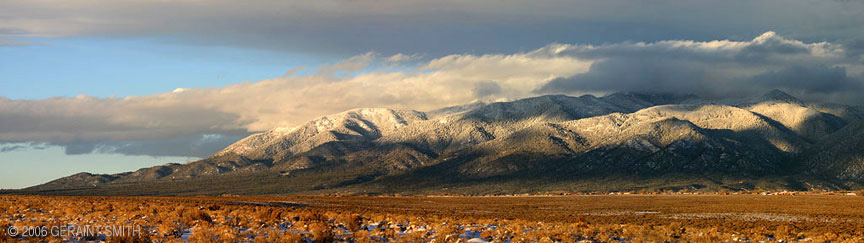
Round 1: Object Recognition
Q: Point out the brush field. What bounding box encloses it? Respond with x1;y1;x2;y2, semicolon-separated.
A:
2;194;864;242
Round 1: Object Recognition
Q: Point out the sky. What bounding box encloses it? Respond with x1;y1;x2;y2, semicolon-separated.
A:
2;0;864;189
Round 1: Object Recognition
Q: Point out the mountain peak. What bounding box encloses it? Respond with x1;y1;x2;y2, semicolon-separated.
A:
760;89;804;105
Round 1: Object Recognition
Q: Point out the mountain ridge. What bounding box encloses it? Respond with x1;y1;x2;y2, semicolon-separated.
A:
18;90;864;195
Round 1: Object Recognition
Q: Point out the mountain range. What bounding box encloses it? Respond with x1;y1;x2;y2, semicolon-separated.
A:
17;90;864;196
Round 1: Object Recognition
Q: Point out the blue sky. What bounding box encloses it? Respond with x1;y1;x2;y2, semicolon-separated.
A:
0;37;329;99
1;0;864;189
0;143;198;189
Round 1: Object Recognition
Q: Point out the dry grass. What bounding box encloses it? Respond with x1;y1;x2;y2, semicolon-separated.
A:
1;194;863;242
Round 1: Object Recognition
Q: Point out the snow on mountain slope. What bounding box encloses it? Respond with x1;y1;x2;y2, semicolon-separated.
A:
216;108;428;161
744;102;845;140
808;103;864;121
630;104;805;153
376;93;692;155
32;91;864;192
455;103;797;177
456;93;691;123
726;90;847;141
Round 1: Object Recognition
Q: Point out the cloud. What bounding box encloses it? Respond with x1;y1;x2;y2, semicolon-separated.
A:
2;0;864;56
0;49;590;157
537;32;864;102
49;134;246;158
0;142;47;153
0;37;30;46
473;81;503;98
385;53;423;63
0;95;249;142
2;31;864;158
317;52;376;77
750;65;862;94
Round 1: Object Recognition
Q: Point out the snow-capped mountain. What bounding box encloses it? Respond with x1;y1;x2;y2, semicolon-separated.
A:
29;90;864;195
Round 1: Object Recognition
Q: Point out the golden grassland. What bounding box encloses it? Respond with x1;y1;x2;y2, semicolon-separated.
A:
2;193;864;242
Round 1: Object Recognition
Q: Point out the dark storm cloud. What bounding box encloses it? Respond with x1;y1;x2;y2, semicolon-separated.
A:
537;32;864;103
2;0;864;57
538;58;712;95
842;39;864;59
751;65;863;94
62;142;101;155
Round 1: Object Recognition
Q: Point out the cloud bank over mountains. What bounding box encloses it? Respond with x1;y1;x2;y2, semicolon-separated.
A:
2;32;864;157
540;31;864;100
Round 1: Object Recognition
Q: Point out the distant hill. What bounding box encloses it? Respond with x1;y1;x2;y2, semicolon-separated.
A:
17;90;864;196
